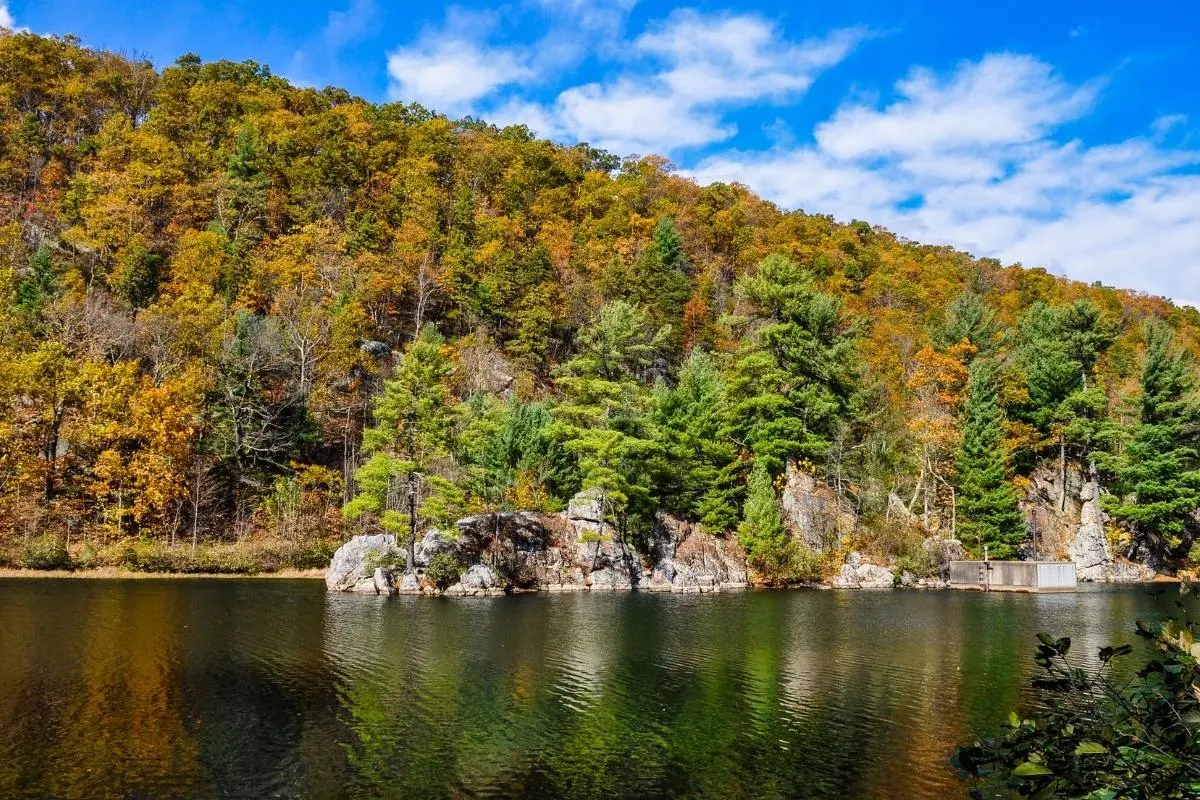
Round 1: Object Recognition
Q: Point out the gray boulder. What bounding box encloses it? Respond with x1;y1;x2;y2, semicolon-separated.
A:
414;529;454;567
832;554;895;589
398;571;422;594
567;488;606;524
586;567;630;590
445;564;503;596
373;567;398;596
359;340;391;360
326;534;399;593
780;464;854;552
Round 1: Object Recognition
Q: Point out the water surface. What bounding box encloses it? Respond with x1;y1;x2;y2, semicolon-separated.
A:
0;580;1164;799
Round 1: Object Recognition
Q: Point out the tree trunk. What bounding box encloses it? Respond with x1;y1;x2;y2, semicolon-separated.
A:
406;472;417;573
1060;439;1068;513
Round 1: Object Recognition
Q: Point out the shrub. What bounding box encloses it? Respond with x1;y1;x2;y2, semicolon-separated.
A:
288;539;339;570
751;540;824;584
426;552;464;591
954;584;1200;798
892;542;940;579
20;535;72;570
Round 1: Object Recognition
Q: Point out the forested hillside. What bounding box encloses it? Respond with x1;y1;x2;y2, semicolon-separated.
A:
2;31;1198;576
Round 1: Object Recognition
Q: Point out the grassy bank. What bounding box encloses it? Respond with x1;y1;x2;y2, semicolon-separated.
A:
0;535;339;577
0;567;325;579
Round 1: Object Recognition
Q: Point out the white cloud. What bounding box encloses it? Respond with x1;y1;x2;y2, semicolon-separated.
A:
690;54;1200;306
0;3;28;32
387;37;533;112
816;54;1097;160
501;11;865;155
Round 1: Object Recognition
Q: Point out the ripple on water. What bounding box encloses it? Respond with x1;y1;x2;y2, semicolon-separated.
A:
0;580;1173;799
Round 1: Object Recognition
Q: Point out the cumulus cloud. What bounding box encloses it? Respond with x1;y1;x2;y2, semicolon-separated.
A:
689;54;1200;306
514;11;866;154
0;3;28;32
387;38;533;112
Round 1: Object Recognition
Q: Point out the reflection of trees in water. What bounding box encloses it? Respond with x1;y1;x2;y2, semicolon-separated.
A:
0;583;1166;799
0;580;346;799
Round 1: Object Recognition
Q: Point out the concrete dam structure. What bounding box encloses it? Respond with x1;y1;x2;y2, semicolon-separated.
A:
948;561;1077;593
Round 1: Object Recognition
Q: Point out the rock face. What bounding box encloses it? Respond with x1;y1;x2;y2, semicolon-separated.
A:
567;488;606;526
1022;462;1154;582
832;552;895;589
780;464;855;552
445;564;503;596
326;534;399;593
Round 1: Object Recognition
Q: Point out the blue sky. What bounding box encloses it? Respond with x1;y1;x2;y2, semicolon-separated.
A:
6;1;1200;305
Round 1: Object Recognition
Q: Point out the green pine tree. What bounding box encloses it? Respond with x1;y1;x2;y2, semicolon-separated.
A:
723;254;859;475
738;460;790;575
635;218;692;334
15;244;58;319
550;301;668;539
345;329;460;571
1101;321;1200;565
934;290;1000;357
649;350;738;529
955;358;1027;559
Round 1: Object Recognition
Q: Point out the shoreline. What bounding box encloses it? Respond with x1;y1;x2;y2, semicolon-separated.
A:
0;567;326;580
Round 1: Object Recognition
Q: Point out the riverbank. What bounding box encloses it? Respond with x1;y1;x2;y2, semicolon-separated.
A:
0;535;340;577
0;567;326;579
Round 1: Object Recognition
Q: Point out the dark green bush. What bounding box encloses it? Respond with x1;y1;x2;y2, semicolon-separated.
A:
954;585;1200;798
426;552;464;591
289;539;339;570
20;535;72;570
892;543;940;579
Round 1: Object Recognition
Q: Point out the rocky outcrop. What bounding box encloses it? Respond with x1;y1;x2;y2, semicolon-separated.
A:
326;534;400;593
922;535;965;580
645;517;748;592
328;492;754;595
445;564;503;596
1022;462;1154;582
780;464;855;552
831;551;895;589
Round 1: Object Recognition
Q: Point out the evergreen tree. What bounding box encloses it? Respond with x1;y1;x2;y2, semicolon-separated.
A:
15;245;57;319
649;350;737;529
738;460;788;573
934;290;1000;357
550;301;668;538
1015;301;1115;493
1102;321;1200;564
455;394;563;513
955;358;1026;558
633;218;692;336
723;254;859;475
345;329;459;571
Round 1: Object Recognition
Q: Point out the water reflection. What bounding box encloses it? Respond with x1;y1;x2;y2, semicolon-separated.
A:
0;581;1163;799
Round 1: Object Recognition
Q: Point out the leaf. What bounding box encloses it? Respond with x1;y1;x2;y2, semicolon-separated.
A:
1012;762;1054;778
1037;632;1056;648
1008;711;1021;728
1074;741;1108;756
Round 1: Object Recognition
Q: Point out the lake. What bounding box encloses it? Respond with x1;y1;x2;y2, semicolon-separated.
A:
0;580;1165;799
